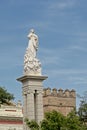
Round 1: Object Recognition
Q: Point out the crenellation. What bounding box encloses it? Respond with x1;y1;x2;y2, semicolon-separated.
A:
43;88;76;98
45;87;51;96
58;88;63;97
52;88;57;96
70;89;76;97
64;89;70;97
43;88;46;96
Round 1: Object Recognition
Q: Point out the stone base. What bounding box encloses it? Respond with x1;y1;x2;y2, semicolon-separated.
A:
17;75;48;130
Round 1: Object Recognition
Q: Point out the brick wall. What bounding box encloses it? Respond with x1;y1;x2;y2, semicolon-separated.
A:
43;88;76;116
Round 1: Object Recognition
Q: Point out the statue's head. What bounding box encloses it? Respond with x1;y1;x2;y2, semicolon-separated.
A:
30;29;35;33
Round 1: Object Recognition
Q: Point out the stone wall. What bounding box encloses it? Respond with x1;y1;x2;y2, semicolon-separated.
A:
0;124;23;130
43;88;76;116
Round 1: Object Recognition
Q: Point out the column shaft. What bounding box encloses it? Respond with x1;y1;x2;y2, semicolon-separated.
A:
27;92;35;120
36;92;44;123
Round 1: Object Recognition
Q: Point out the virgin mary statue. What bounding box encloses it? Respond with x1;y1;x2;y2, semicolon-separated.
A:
27;29;38;58
24;29;41;75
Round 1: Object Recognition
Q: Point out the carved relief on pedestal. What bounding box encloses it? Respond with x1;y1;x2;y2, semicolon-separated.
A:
24;29;42;76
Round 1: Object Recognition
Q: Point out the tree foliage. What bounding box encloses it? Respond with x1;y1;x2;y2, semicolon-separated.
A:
25;110;87;130
66;110;86;130
25;118;39;130
0;86;14;105
78;91;87;123
41;110;66;130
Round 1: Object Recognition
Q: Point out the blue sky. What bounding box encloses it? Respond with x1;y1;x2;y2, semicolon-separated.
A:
0;0;87;107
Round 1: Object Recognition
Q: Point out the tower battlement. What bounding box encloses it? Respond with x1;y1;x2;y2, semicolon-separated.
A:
43;87;76;98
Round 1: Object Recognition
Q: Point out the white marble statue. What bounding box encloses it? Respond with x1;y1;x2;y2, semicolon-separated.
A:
24;29;41;75
27;29;38;58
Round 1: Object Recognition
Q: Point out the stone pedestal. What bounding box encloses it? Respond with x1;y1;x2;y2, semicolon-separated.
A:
17;75;47;130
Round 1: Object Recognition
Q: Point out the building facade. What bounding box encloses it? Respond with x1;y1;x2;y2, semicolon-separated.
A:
0;101;23;130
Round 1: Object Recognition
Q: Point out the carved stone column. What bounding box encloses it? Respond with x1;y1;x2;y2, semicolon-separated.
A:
27;92;35;120
35;91;44;123
23;94;27;117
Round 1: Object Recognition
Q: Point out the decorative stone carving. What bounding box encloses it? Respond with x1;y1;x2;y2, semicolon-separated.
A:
24;29;41;75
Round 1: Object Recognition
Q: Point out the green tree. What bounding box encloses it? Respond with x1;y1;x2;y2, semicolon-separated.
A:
25;110;66;130
66;110;87;130
25;118;39;130
0;86;14;105
78;101;87;123
41;110;66;130
25;110;87;130
78;91;87;123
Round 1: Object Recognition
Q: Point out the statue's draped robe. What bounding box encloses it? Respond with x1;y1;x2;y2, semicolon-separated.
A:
28;32;38;58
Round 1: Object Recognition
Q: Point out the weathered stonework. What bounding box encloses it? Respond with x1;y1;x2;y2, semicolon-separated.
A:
43;88;76;116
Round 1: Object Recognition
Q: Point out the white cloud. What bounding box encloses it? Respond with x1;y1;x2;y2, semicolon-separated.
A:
46;69;87;76
68;44;87;52
48;0;76;10
43;68;87;87
68;76;87;84
39;47;63;66
9;0;28;6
